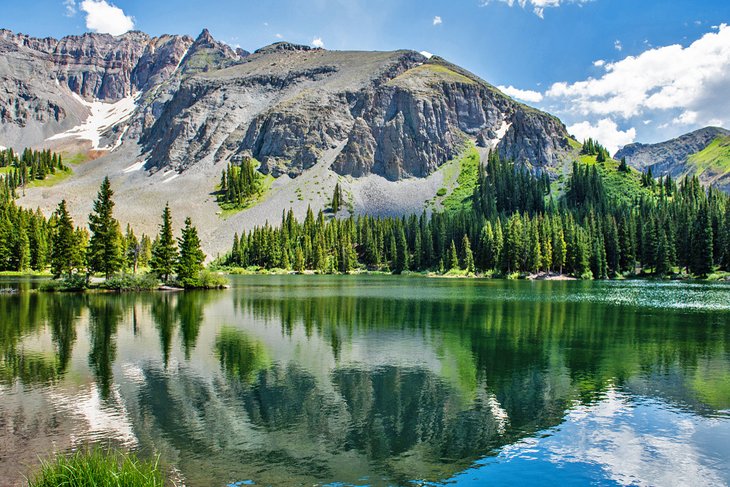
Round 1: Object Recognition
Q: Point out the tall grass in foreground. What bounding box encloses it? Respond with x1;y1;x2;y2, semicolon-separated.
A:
28;448;165;487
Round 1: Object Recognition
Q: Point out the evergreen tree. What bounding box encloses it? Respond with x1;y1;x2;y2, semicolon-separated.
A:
331;182;343;214
690;202;714;276
462;234;475;274
294;246;305;273
448;240;459;270
87;177;123;279
151;204;178;283
125;224;140;274
50;200;78;278
177;217;206;283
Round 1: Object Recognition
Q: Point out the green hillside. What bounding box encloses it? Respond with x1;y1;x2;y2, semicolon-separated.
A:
688;135;730;176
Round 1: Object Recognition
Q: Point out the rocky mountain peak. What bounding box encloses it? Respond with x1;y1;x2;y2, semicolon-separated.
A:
254;42;314;56
194;28;215;45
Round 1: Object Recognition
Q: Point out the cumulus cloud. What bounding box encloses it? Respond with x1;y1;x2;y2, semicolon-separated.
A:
312;37;324;48
433;16;442;26
64;0;76;16
614;39;623;51
593;59;605;67
498;85;544;103
568;119;636;155
545;24;730;133
481;0;592;18
275;33;283;39
80;0;134;36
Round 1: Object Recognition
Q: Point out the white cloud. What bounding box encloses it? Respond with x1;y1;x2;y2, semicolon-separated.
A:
544;24;730;133
614;39;622;51
312;37;324;48
64;0;76;16
80;0;134;36
480;0;592;18
275;33;283;39
498;85;544;103
433;16;442;26
568;118;636;155
419;51;434;59
593;59;605;67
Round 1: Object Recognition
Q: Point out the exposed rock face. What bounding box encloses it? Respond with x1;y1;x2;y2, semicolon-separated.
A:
615;127;730;173
0;27;571;181
615;127;730;192
139;49;571;179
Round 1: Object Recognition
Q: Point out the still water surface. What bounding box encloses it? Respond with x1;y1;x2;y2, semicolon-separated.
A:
0;276;729;486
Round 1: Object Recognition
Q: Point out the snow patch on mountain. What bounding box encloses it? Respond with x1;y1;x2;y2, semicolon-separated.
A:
47;93;139;150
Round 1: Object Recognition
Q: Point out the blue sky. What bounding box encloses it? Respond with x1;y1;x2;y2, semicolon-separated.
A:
3;0;730;153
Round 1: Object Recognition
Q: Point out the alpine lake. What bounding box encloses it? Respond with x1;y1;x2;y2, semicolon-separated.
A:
0;275;729;486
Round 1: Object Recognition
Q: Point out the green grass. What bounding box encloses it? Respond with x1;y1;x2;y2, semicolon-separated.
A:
577;154;652;204
441;145;480;212
28;448;165;487
388;63;477;88
27;167;73;188
217;174;274;218
688;136;730;175
63;152;89;165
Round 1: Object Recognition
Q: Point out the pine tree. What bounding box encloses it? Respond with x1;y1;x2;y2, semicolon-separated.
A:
294;246;305;273
125;224;140;274
51;200;78;278
331;183;343;214
690;202;714;277
176;217;206;283
150;204;178;283
462;234;475;274
394;227;408;274
87;177;123;279
448;240;459;270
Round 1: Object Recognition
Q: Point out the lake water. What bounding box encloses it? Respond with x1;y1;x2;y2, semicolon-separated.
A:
0;276;729;486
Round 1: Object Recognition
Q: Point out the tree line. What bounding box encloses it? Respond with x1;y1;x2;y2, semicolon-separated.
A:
222;149;730;278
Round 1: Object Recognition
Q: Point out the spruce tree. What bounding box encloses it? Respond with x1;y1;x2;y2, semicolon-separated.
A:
87;177;123;279
294;246;305;273
51;200;77;278
177;217;206;284
151;204;178;283
448;240;459;270
462;234;475;274
690;203;714;277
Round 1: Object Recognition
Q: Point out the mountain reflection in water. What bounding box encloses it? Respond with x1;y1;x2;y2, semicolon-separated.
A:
0;276;728;486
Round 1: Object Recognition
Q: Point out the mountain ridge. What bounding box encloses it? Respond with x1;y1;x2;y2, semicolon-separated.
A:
615;126;730;192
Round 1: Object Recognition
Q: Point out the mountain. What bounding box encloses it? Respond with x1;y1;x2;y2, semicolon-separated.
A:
0;28;572;255
615;127;730;192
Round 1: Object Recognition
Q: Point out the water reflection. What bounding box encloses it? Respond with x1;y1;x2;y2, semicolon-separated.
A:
0;277;728;486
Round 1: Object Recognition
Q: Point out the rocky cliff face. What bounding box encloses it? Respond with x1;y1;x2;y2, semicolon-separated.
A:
138;48;571;179
0;28;571;181
615;127;730;191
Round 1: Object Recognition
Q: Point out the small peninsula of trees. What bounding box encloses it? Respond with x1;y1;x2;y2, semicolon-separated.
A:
0;172;225;290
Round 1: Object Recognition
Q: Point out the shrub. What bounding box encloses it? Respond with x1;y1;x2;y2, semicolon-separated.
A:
436;187;447;197
28;448;164;487
173;270;229;289
98;273;159;291
39;274;87;292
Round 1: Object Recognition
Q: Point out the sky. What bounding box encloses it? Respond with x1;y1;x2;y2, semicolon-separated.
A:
3;0;730;154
